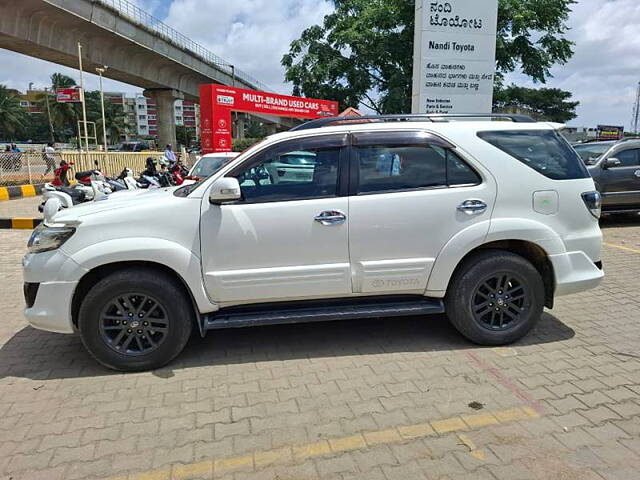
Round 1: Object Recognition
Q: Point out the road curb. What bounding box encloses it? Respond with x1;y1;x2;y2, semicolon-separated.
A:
0;184;44;201
0;218;42;230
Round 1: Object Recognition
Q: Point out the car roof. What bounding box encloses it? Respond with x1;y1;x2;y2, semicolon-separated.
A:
265;119;562;145
200;152;240;158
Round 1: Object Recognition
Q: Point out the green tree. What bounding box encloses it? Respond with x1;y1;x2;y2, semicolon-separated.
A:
244;118;267;138
493;84;579;123
282;0;576;113
176;125;197;148
84;91;127;145
37;73;80;141
0;85;27;139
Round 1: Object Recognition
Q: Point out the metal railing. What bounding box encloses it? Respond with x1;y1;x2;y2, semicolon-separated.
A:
0;152;196;187
98;0;273;92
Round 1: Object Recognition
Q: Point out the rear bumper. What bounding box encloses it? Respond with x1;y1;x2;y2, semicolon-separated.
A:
549;251;604;297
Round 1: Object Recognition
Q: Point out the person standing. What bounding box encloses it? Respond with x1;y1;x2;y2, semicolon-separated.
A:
164;144;177;167
42;142;57;177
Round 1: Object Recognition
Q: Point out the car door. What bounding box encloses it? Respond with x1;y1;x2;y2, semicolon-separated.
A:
347;130;496;294
600;148;640;207
200;134;351;305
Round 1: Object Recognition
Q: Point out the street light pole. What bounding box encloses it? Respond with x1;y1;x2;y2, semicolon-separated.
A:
96;66;109;152
77;42;90;156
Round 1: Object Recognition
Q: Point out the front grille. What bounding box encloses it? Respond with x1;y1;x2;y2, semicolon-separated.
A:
24;283;39;308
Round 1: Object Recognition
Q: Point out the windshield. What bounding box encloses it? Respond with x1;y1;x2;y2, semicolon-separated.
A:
572;143;613;165
190;156;233;178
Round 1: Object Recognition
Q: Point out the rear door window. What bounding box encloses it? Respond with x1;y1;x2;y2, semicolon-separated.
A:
478;130;590;180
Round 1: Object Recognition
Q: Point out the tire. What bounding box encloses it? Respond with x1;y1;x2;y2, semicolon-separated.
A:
78;268;193;371
445;249;545;346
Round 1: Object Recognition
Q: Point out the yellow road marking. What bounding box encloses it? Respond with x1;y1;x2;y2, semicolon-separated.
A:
457;433;486;461
11;218;36;229
461;412;499;429
604;242;640;255
431;416;467;434
172;462;212;480
119;405;539;480
0;188;8;201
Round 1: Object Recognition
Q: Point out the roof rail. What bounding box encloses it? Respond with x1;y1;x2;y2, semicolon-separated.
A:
290;114;537;132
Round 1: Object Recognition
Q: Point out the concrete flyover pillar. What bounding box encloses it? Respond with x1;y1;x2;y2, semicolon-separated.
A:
144;89;184;150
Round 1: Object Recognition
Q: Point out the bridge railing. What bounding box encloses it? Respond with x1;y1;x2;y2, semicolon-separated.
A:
98;0;272;92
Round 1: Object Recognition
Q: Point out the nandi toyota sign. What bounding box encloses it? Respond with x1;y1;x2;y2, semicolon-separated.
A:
411;0;499;114
200;85;339;153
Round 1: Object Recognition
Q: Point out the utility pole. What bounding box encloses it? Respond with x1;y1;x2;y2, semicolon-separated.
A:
96;66;109;152
632;81;640;134
44;87;55;142
77;42;90;155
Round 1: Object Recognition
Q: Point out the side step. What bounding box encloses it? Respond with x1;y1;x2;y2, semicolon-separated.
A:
203;296;445;331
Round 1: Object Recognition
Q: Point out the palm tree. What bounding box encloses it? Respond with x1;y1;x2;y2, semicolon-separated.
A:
0;85;26;139
36;73;79;141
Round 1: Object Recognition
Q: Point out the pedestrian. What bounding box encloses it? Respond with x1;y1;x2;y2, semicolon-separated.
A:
164;144;177;167
10;143;22;171
42;142;56;177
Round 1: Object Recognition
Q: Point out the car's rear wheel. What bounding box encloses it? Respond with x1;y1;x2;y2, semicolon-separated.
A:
78;268;193;371
445;250;544;345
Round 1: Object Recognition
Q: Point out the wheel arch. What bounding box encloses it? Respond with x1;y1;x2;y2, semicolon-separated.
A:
426;219;563;309
71;261;204;335
447;240;556;309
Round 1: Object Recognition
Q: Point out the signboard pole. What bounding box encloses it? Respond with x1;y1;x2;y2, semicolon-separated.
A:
412;0;499;115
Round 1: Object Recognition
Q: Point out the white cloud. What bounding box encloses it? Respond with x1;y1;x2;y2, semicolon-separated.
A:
1;0;639;128
162;0;333;92
505;0;640;128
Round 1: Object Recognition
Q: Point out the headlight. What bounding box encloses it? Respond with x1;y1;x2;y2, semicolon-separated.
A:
27;225;76;254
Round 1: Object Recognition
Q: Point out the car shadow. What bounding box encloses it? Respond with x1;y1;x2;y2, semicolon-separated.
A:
0;312;575;381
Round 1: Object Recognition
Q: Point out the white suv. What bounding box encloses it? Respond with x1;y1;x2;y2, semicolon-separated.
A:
23;115;604;371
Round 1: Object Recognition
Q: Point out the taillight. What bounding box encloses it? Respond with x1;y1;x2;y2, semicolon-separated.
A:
582;191;602;219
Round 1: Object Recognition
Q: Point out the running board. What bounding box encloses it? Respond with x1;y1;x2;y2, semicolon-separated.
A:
203;297;445;331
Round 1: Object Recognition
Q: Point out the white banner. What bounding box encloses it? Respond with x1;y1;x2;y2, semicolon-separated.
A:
411;0;499;114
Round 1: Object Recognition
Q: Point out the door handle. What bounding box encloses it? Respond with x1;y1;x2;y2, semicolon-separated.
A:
314;210;346;226
457;200;487;215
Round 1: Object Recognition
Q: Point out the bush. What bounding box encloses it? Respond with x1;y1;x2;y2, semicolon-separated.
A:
232;137;265;152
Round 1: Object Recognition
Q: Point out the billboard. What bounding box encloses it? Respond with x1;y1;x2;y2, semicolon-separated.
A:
597;125;624;141
200;85;339;153
56;87;82;103
411;0;499;114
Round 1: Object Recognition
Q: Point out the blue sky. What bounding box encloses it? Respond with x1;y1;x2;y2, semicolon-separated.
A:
1;0;639;128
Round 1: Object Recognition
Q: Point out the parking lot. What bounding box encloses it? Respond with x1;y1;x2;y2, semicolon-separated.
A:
0;198;639;480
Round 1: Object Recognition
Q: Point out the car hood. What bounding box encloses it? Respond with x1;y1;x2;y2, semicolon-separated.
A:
49;187;181;224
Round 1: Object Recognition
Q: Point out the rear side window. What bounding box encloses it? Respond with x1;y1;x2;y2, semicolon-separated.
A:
478;130;589;180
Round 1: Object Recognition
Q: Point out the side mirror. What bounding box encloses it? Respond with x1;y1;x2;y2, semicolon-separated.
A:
209;177;241;204
603;157;622;169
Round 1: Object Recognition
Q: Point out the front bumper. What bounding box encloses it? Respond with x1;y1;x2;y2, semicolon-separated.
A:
22;249;86;334
24;280;77;333
550;251;604;297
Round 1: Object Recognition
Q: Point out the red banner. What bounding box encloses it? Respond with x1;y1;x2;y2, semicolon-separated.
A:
200;85;339;153
56;87;82;103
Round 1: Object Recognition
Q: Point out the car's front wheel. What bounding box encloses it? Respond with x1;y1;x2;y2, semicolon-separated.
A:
78;268;193;371
445;250;545;345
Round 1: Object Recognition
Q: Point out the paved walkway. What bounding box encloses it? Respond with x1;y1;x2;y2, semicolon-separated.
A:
0;219;639;480
0;197;42;219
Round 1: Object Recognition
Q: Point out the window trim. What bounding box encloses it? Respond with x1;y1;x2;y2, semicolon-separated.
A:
348;131;481;197
225;133;349;205
607;148;640;169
